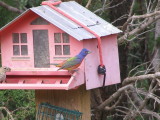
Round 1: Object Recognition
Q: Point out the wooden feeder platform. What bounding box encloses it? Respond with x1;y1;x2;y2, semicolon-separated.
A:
0;68;79;90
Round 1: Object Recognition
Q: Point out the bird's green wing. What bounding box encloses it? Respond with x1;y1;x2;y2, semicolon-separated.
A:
59;56;81;69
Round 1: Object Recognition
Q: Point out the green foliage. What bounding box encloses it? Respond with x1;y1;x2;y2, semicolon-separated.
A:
0;90;35;120
0;2;19;28
106;116;114;120
0;0;43;28
0;1;42;119
155;36;160;47
132;1;141;15
132;1;147;15
137;79;150;91
0;0;159;120
148;30;155;53
82;0;110;21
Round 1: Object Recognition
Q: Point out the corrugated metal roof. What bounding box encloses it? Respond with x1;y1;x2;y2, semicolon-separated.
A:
0;1;122;40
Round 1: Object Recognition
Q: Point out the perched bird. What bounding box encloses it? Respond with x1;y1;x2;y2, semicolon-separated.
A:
0;66;11;83
50;48;91;71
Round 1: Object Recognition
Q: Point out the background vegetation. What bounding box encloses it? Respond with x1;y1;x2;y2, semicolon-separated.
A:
0;0;160;120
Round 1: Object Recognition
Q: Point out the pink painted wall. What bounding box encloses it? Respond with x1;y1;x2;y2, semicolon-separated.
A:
0;10;85;89
84;35;121;90
1;11;83;69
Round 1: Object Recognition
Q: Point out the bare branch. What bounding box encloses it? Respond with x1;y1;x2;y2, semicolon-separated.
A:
104;94;124;111
125;90;145;120
122;0;136;31
138;81;158;111
119;16;160;43
141;109;160;119
0;107;14;120
137;88;160;104
119;11;160;44
94;0;126;14
0;1;23;13
96;84;133;110
132;11;160;19
124;109;160;120
85;0;92;8
123;72;160;85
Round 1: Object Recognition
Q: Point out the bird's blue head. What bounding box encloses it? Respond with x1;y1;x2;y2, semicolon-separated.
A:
78;48;91;59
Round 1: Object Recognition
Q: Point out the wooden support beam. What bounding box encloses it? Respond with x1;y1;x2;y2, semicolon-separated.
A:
35;85;91;120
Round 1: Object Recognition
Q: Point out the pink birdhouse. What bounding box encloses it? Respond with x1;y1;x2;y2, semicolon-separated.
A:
0;1;121;90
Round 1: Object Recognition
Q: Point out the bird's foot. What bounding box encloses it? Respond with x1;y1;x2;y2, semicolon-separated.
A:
69;68;80;73
68;69;80;78
67;71;75;77
68;71;75;77
71;74;76;77
72;69;79;72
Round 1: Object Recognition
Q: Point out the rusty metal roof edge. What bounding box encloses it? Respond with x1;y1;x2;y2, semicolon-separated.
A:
0;1;122;40
30;5;97;40
30;7;88;41
68;1;122;32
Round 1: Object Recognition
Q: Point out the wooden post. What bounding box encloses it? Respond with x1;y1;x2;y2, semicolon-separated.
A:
35;85;91;120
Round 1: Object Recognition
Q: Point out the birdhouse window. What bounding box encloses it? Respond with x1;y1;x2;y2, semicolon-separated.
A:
30;17;50;25
12;33;28;56
54;33;70;55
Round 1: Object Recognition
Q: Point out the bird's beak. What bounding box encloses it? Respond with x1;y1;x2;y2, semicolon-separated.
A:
88;51;92;54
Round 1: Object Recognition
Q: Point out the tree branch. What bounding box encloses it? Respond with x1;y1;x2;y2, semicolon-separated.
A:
96;84;133;110
132;11;160;19
119;12;160;44
142;109;160;119
93;0;126;14
0;107;14;120
85;0;92;8
123;72;160;85
122;0;136;31
0;1;23;13
104;94;124;111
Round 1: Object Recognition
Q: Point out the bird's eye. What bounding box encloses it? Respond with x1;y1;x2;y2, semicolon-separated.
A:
85;51;88;54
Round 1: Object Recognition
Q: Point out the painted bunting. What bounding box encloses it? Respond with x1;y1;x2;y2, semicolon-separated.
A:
0;66;11;83
51;48;91;71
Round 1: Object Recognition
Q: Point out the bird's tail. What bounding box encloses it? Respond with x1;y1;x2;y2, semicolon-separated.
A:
49;63;61;67
50;63;59;65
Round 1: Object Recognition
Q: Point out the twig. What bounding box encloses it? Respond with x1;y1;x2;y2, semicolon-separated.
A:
111;14;128;24
137;88;160;104
119;14;160;44
0;107;14;120
96;84;132;110
104;94;124;111
141;109;160;119
94;0;126;13
127;28;155;42
132;11;160;19
11;106;30;114
85;0;92;8
116;108;128;115
128;61;151;76
125;90;144;120
122;0;136;31
138;83;158;111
